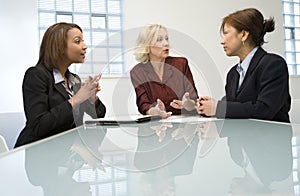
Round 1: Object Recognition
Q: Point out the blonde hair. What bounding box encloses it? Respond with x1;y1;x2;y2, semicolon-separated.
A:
134;24;168;63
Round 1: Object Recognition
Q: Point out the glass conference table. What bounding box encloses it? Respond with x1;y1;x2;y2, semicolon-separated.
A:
0;115;299;196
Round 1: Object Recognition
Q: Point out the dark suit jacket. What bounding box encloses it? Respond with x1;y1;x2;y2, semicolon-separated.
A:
130;56;198;115
216;47;291;122
15;65;106;147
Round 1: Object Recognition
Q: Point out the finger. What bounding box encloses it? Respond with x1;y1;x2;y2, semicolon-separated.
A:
84;76;92;84
163;112;172;118
203;96;211;100
159;111;167;119
170;100;179;106
94;73;102;82
156;99;165;109
170;101;181;109
172;99;180;104
157;98;163;105
183;92;190;99
196;106;203;114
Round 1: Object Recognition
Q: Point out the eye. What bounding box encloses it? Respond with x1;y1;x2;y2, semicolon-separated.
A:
74;38;82;44
157;37;163;42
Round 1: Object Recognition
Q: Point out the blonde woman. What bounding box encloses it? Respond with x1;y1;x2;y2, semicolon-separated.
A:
130;24;198;118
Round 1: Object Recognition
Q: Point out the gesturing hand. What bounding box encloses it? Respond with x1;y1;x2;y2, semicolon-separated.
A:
170;92;195;111
71;73;102;107
147;99;172;119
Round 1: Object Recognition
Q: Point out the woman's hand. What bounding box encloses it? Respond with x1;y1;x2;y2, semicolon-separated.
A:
70;73;102;107
89;73;102;103
170;92;195;111
147;99;172;119
195;96;217;116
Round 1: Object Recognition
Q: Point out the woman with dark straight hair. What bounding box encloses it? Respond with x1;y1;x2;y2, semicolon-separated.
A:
196;8;291;123
15;22;106;147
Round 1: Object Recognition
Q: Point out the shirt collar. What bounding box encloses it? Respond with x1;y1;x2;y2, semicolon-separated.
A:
240;47;258;74
53;69;64;84
53;69;80;86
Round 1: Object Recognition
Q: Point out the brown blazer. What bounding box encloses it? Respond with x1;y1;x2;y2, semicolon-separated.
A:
130;56;198;115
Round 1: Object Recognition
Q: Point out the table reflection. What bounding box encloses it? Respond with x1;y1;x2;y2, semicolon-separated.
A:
25;128;107;196
220;120;293;195
21;118;294;196
134;122;199;196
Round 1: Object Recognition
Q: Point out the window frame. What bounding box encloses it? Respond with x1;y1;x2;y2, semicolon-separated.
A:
283;0;300;75
37;0;125;78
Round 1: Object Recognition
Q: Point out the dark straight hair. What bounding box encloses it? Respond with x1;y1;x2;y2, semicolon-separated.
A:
36;22;82;70
220;8;275;46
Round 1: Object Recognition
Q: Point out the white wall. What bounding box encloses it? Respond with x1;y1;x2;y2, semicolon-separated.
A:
1;0;298;117
0;0;38;112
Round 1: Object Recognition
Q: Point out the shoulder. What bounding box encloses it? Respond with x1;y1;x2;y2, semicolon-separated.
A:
166;56;188;64
130;62;148;74
25;65;51;76
256;47;286;65
24;65;52;83
263;52;286;63
258;52;288;73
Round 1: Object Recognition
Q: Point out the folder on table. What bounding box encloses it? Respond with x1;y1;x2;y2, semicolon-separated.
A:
84;115;161;125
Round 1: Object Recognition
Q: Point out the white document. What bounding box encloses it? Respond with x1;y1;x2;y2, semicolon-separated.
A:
159;115;220;123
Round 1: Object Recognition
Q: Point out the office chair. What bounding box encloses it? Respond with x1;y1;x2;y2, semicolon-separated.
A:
0;112;25;149
0;134;9;153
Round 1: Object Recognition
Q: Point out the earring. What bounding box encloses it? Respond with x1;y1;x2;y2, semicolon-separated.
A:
242;41;245;45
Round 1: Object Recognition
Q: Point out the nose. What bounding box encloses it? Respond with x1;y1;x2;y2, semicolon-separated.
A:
220;37;225;45
82;41;87;50
163;39;169;47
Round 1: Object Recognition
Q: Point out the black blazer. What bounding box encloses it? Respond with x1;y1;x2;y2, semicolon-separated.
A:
216;47;291;122
15;65;106;147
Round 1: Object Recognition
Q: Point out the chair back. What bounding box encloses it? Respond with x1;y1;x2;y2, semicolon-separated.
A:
0;135;9;153
0;112;25;149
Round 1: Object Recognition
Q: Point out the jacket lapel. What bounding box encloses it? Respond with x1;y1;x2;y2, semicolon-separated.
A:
163;59;173;84
43;67;68;100
230;65;240;98
142;62;161;83
142;57;174;83
54;83;69;100
237;47;266;93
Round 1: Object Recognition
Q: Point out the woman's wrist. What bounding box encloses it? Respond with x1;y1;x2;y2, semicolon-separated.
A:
68;98;74;108
69;97;80;108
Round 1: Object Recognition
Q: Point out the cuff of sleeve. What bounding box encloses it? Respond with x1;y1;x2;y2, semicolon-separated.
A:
215;100;226;118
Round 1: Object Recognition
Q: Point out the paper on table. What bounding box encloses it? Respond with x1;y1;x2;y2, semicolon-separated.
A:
159;115;220;123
